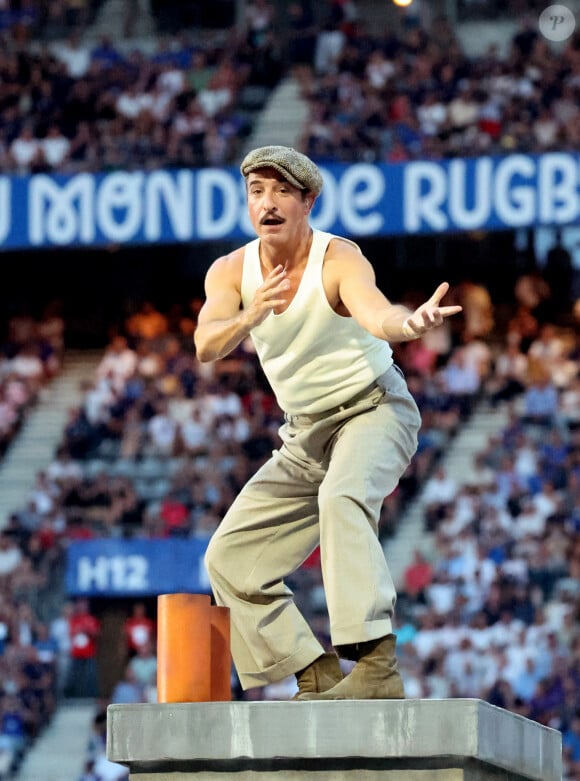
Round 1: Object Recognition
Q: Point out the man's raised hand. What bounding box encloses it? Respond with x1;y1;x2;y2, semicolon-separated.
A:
402;282;463;339
247;265;291;327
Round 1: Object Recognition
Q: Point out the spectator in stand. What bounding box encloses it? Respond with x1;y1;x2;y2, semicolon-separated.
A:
313;18;346;75
60;405;102;460
49;601;73;697
51;29;91;78
0;695;29;767
452;280;495;342
512;273;551;339
2;368;32;410
402;549;434;604
461;451;497;494
115;80;153;123
47;445;84;484
27;470;59;518
459;333;493;385
487;334;529;406
65;598;100;698
197;60;238;119
110;666;144;704
203;376;243;423
96;335;138;394
108;478;145;537
146;398;179;457
436;347;482;420
178;406;209;456
40;124;71;170
520;365;561;431
90;34;125;70
123;603;155;659
528;324;568;376
8;123;41;175
7;343;45;392
126;639;157;702
0;533;23;584
117;406;144;459
538;432;570;492
532;105;559;150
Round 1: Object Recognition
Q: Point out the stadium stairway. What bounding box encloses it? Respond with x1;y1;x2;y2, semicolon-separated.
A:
385;398;512;588
89;0;155;39
0;350;103;525
13;699;97;781
241;75;309;155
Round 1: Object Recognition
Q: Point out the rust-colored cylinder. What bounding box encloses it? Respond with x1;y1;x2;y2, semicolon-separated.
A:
157;593;211;703
210;606;231;701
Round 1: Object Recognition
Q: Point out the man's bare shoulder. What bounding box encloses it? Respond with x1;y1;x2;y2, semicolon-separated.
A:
201;247;246;304
327;236;363;256
324;236;370;274
323;236;376;299
325;236;365;266
206;246;245;288
209;246;245;274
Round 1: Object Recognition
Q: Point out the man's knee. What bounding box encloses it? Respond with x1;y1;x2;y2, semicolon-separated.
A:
204;535;226;586
318;487;379;530
204;533;275;597
205;533;248;592
319;486;365;516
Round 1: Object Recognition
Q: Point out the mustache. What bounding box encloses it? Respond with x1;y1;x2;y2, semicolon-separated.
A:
260;211;284;225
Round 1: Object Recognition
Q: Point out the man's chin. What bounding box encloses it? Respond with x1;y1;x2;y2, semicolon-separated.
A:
259;226;287;241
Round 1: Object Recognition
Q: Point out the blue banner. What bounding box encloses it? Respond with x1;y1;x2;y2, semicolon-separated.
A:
65;538;211;597
1;152;579;250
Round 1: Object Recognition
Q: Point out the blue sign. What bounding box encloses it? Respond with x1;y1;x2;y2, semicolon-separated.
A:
1;152;579;250
65;538;212;597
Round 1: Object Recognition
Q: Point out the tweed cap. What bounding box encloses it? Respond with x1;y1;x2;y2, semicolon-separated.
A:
240;145;323;196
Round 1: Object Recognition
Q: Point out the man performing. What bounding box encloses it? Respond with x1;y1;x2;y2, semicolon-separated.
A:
195;145;462;700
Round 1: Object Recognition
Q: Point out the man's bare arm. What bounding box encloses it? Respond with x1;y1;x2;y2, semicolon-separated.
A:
194;255;290;362
331;244;462;342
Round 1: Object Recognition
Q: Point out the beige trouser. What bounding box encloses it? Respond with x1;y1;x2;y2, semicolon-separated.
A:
204;364;421;689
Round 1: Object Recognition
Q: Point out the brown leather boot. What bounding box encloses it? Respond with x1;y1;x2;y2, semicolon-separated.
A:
292;652;343;699
297;635;404;700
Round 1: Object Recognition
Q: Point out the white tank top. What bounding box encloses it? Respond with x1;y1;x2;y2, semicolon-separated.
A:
241;229;392;414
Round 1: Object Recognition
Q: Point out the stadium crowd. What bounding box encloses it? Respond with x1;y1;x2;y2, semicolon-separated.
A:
297;11;580;162
0;0;579;175
0;0;285;176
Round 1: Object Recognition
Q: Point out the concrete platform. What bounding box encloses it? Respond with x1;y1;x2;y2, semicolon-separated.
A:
107;698;562;781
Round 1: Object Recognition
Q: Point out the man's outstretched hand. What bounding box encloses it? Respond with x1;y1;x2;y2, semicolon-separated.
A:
403;282;463;340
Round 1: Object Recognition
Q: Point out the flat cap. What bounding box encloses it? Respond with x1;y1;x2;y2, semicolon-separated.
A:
240;145;323;196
